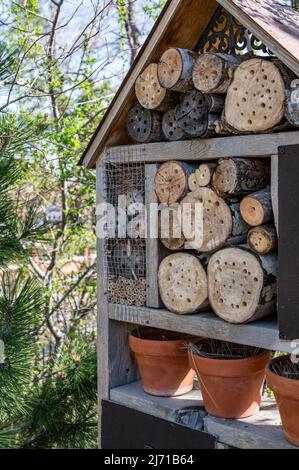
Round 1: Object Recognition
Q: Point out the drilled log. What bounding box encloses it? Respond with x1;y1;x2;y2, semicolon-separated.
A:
135;63;179;111
188;163;217;191
159;205;185;251
208;247;277;324
240;187;273;227
248;225;278;255
212;158;270;198
158;253;208;315
181;188;232;253
158;48;198;93
205;94;225;114
162;109;185;141
175;90;210;138
224;59;286;133
154;161;193;205
126;104;163;143
192;53;246;94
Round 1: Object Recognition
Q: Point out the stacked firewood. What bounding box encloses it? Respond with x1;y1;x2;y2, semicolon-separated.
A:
126;49;298;143
156;159;278;324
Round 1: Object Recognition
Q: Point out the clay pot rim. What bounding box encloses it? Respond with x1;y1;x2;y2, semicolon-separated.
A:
189;349;270;365
129;332;191;357
130;327;193;343
267;355;299;386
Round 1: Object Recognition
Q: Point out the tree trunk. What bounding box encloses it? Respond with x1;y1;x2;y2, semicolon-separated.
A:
158;253;209;314
208;247;277;323
212;158;270;198
154;161;193;205
135;63;179;111
240;187;273;227
192;53;246;94
162;109;186;141
158;48;198;93
223;58;286;133
126;104;163;143
248;225;278;255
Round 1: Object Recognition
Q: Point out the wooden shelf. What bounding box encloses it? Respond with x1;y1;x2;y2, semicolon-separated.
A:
110;381;297;450
108;304;294;353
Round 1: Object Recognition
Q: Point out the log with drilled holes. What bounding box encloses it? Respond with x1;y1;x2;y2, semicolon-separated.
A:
175;90;210;138
158;48;198;93
192;53;246;94
247;225;278;255
181;188;232;252
154;161;193;205
158;253;208;314
240;187;273;227
159;205;185;251
126;104;163;143
188;163;217;191
162;109;185;141
212;158;270;198
135;63;179;111
223;58;286;133
208;247;277;324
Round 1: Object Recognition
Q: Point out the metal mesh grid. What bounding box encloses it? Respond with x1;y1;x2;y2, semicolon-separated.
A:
103;149;146;307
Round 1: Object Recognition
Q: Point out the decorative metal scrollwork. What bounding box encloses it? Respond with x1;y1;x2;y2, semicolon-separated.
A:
197;6;274;57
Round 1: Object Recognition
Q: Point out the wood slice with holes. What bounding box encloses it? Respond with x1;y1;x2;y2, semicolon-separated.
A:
208;247;277;324
212;158;270;198
248;225;278;255
158;48;198;93
112;241;145;280
188;163;217;191
158;253;208;315
135;63;179;111
180;188;232;253
192;53;246;94
162;109;185;141
240;187;273;227
126;104;163;143
286;80;299;127
154;161;193;205
224;59;286;133
159;205;185;251
175;90;210;138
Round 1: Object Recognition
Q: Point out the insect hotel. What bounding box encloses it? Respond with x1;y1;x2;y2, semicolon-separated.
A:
80;0;299;450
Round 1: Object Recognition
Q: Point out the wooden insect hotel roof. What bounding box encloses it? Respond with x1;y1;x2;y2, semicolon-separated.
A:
80;0;299;169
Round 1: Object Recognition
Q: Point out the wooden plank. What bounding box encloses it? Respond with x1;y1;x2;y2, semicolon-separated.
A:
96;159;109;447
145;164;168;308
217;0;299;77
111;382;297;449
271;155;279;235
278;144;299;341
204;399;298;450
111;381;204;426
105;131;299;163
81;0;218;169
108;303;295;353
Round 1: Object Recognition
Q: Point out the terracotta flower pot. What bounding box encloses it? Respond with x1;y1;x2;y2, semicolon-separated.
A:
267;355;299;447
189;348;271;419
129;328;195;397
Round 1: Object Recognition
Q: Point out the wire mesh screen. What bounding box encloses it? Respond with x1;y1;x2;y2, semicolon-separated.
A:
103;150;146;307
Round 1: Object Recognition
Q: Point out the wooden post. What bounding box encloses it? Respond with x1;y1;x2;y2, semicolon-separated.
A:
158;48;198;93
208;247;277;324
135;63;179;111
